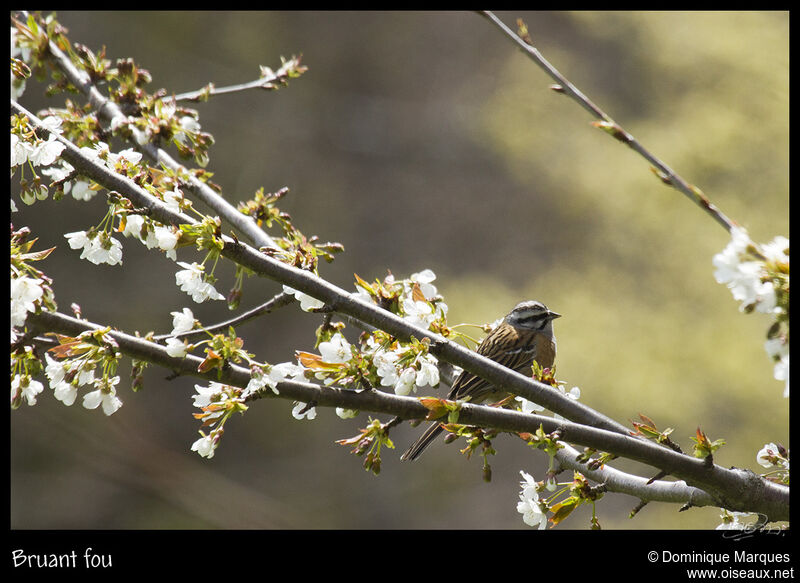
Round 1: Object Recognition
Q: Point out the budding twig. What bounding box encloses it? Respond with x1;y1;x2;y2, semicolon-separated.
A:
478;11;738;234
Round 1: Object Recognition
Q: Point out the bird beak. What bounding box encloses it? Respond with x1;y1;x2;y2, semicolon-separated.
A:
549;311;561;319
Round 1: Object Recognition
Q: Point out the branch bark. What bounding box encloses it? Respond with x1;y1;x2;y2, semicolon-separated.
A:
26;309;789;522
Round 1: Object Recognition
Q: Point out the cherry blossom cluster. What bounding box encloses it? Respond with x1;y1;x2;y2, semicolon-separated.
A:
299;270;450;394
13;319;124;417
11;114;66;208
174;305;309;458
189;359;314;459
713;227;789;396
517;466;604;529
11;226;59;410
190;381;249;459
11;227;56;342
715;509;759;531
188;271;451;457
353;269;449;331
517;470;549;529
13;21;329;313
45;353;123;415
757;442;789;485
10;226;56;408
11;111;228;300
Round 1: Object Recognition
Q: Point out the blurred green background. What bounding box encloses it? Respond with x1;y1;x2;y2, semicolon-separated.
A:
11;11;788;529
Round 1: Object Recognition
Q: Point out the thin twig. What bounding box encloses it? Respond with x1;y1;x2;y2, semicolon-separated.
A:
172;57;305;102
152;290;295;342
478;11;738;234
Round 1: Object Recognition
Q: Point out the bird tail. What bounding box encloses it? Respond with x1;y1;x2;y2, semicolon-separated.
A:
400;422;445;461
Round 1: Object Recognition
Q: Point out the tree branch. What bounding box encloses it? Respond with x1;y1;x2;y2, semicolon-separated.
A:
26;18;277;250
26;309;789;522
11;99;627;441
551;442;718;509
478;11;738;234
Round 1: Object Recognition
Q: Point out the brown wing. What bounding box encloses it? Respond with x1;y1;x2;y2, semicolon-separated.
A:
448;332;539;402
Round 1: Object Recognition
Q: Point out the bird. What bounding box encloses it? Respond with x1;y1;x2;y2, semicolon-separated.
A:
400;300;560;461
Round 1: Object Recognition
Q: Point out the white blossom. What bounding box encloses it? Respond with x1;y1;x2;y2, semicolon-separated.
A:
44;356;78;406
82;376;123;415
44;354;66;387
713;229;790;397
175;261;224;303
71;363;95;387
122;214;147;240
170;307;195;335
713;228;783;314
715;511;753;531
191;381;227;408
65;230;123;266
402;297;435;330
270;362;305;386
318;333;351;363
761;235;790;263
244;367;269;397
516;471;548;529
175;115;201;145
65;230;91;251
292;401;317;420
410;268;438;299
756;442;782;468
516;396;545;414
106;147;142;170
283;285;324;312
52;380;78;406
191;432;217;459
774;356;789;398
79;141;109;163
712;228;752;284
246;361;304;396
765;336;789;361
40;160;74;184
147;226;178;260
11;375;44;407
109;114;130;134
394;367;417;396
163;188;184;213
415;355;440;388
38;116;64;135
165;337;189;357
70;180;95;201
29;136;65;167
10;275;43;327
82;234;123;266
374;349;401;388
11;133;33;167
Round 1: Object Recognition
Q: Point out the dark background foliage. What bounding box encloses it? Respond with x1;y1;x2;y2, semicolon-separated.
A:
11;11;788;529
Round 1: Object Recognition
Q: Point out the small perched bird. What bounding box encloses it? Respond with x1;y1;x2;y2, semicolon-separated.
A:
400;300;560;461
